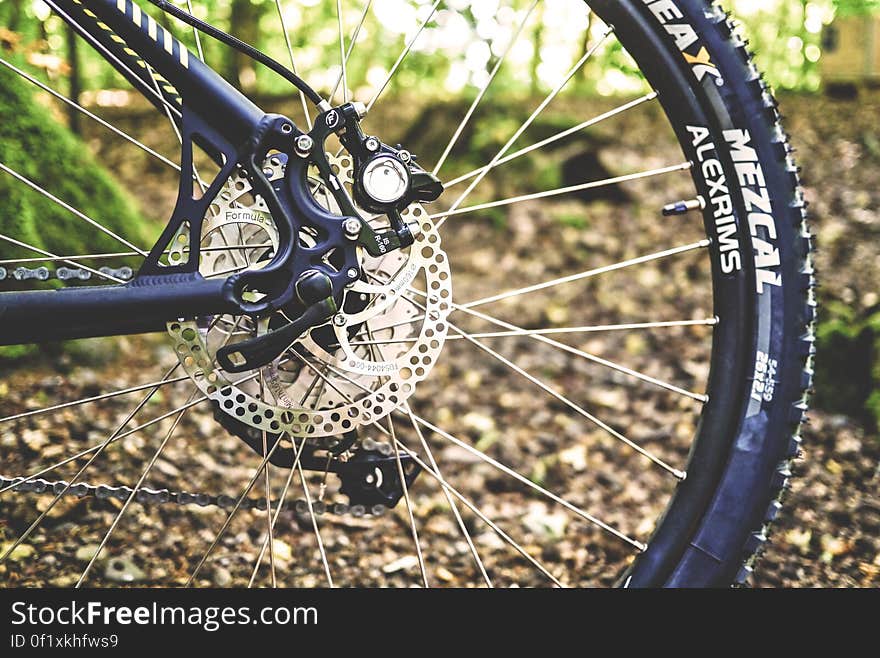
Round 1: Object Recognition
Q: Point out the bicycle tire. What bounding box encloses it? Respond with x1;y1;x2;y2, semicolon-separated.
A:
588;0;815;586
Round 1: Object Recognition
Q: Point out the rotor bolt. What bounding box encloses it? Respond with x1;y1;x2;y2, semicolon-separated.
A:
364;136;380;152
333;314;348;327
398;149;411;163
343;217;361;239
295;134;314;157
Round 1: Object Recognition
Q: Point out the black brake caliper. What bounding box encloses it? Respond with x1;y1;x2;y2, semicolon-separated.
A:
335;102;444;256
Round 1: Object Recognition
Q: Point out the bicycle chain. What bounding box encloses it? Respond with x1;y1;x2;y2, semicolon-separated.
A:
0;266;134;282
0;436;396;519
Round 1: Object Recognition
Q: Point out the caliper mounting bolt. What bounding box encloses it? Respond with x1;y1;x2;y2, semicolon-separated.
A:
295;134;314;158
343;217;362;239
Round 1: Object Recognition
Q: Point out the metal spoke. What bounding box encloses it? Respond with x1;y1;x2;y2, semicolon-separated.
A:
0;366;266;497
298;364;327;408
295;459;334;587
329;0;373;103
431;162;692;224
76;390;196;587
178;356;292;586
403;404;492;587
289;351;361;404
392;436;563;587
350;318;719;346
183;0;206;61
365;0;442;113
387;414;429;587
336;0;348;104
454;302;709;402
432;0;540;175
408;410;647;551
0;374;189;425
186;438;285;586
436;26;614;230
0;164;147;256
303;346;645;552
443;91;658;187
461;239;710;309
0;57;180;173
0;363;182;561
248;447;299;588
258;373;277;587
399;292;684;479
367;335;477;585
273;0;313;129
284;352;548;587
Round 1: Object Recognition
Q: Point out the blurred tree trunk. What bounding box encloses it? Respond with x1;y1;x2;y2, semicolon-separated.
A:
579;11;594;91
530;3;544;95
224;0;265;93
66;24;81;135
7;0;24;32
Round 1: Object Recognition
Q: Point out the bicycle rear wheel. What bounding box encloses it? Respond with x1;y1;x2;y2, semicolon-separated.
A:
0;0;814;587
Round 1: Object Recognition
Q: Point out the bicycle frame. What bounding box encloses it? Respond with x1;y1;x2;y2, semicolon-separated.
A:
0;0;296;345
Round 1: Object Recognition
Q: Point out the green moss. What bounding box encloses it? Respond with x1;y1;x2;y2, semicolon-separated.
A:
0;65;149;362
0;66;149;256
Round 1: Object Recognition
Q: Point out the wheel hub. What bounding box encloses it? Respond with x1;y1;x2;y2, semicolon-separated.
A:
167;153;451;439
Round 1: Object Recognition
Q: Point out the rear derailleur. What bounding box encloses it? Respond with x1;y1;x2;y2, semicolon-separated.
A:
215;412;421;512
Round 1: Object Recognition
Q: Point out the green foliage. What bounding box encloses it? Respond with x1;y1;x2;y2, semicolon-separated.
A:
834;0;880;16
814;300;880;428
3;0;870;102
0;65;148;361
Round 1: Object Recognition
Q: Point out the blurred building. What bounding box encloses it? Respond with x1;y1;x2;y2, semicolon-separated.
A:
821;14;880;86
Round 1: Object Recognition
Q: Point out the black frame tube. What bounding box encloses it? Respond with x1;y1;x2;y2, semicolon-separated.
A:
49;0;266;145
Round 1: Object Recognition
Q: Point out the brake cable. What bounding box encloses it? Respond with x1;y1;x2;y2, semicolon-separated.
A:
146;0;327;108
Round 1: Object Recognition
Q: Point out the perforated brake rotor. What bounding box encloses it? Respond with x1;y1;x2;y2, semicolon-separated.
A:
167;153;451;438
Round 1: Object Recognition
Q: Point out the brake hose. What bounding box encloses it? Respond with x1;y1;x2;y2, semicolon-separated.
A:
146;0;326;107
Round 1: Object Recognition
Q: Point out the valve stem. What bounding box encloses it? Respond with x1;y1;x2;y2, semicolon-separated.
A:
662;195;705;216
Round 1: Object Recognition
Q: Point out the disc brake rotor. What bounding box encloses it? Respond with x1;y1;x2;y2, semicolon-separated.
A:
167;153;451;438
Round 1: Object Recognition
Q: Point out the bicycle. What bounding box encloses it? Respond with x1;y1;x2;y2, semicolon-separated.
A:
0;0;815;587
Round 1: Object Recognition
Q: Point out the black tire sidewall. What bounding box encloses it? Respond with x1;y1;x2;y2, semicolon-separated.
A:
585;0;806;586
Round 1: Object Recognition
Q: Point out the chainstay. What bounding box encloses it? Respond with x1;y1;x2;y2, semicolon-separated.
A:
0;474;387;518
